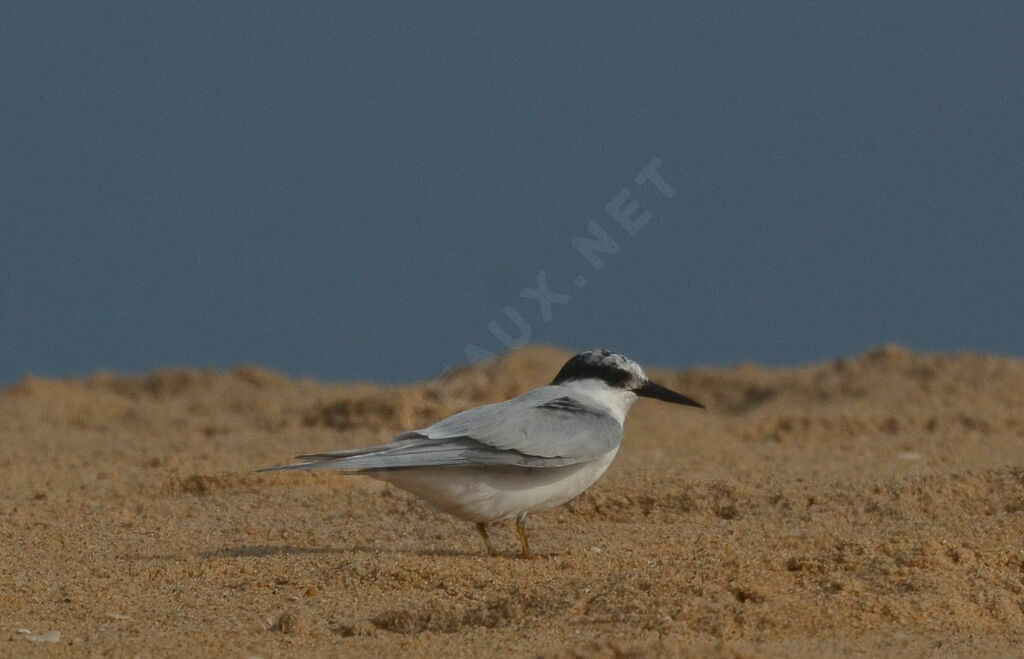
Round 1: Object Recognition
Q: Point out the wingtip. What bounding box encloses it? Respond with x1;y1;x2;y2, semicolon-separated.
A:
254;463;308;473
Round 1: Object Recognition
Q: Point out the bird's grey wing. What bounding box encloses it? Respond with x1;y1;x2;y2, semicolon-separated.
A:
257;386;621;474
256;436;581;473
416;386;581;438
414;387;623;462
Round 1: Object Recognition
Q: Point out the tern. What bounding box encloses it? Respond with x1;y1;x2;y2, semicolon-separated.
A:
259;349;703;557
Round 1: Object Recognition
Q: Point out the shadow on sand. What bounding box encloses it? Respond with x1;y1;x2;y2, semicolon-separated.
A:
199;543;544;560
132;543;544;561
198;544;349;559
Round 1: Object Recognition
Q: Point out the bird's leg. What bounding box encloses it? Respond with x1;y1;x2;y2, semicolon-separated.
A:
476;522;498;557
515;514;532;559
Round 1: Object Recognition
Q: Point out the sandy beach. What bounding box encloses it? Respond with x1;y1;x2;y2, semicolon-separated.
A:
3;345;1023;657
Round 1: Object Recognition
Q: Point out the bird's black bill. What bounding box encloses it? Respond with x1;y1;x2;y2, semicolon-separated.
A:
634;381;704;408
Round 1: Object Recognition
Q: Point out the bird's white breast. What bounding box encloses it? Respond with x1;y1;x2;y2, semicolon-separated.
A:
373;447;619;523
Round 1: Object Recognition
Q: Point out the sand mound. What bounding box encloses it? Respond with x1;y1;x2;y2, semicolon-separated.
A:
2;345;1023;656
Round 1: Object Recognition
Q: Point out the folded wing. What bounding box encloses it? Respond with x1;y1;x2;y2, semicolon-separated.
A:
257;387;622;473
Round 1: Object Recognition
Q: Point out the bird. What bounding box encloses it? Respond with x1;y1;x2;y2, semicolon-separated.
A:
258;349;703;558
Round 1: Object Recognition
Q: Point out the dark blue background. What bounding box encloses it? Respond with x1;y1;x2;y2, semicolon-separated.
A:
3;3;1022;383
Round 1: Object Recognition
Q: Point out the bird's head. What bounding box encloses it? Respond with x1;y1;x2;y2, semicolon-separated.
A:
551;349;704;409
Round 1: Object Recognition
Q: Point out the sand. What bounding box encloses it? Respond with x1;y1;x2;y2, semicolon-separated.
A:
2;344;1024;657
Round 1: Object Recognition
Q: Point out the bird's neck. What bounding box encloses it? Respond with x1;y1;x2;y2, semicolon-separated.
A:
563;381;636;425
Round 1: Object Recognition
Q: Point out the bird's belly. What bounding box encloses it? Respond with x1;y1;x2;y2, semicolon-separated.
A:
372;448;618;523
